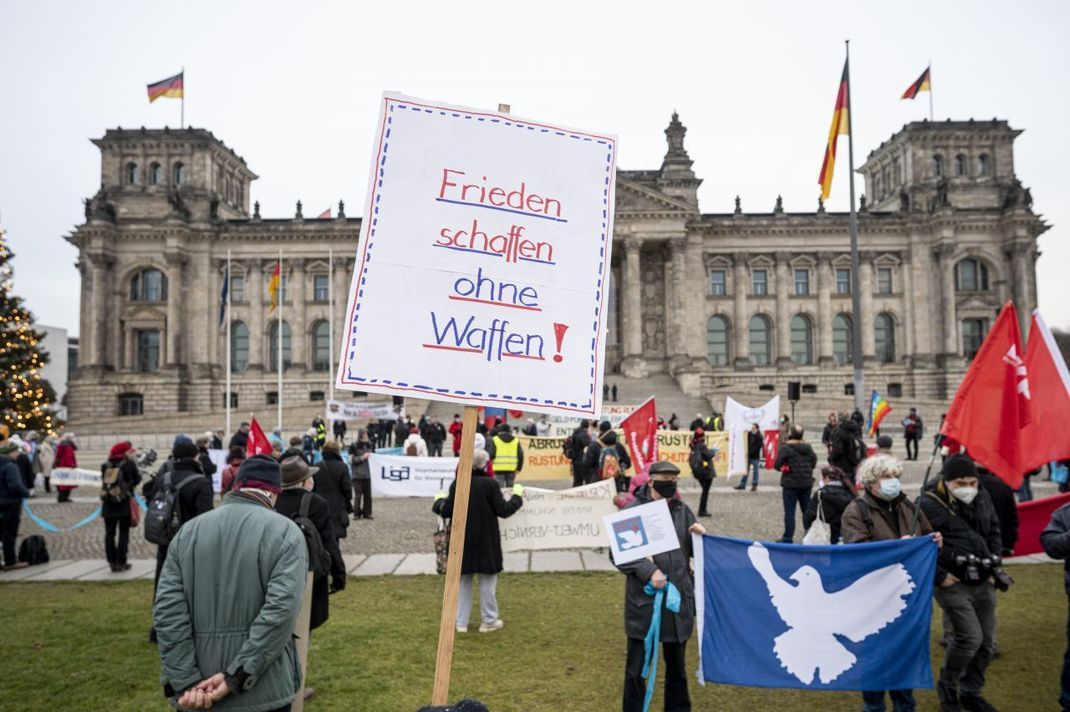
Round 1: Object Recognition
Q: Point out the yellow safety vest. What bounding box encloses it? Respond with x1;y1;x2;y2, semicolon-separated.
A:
492;436;520;472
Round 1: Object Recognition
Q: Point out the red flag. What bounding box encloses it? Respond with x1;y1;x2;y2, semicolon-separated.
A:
246;417;274;457
941;303;1031;488
1021;310;1070;471
317;207;331;219
762;430;779;470
621;396;658;480
1012;492;1070;556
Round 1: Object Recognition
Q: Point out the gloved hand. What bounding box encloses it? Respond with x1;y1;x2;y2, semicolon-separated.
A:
434;491;448;502
329;578;346;594
512;484;524;497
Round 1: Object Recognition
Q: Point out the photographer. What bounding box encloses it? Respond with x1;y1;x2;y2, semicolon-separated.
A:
919;454;1006;712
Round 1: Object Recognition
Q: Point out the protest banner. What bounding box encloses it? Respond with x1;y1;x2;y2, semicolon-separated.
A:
724;396;780;476
208;448;227;493
604;498;680;565
50;467;102;488
517;431;728;480
368;453;461;497
499;479;617;551
325;399;399;421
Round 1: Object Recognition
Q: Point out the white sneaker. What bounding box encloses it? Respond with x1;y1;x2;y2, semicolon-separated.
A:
479;619;504;633
456;626;467;634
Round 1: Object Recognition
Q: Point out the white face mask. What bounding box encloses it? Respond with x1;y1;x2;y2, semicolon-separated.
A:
878;479;901;500
950;485;978;504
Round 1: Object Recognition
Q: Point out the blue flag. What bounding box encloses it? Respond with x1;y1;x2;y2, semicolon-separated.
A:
696;535;936;691
218;263;229;327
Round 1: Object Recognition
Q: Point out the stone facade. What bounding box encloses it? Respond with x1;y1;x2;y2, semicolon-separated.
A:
65;118;1048;423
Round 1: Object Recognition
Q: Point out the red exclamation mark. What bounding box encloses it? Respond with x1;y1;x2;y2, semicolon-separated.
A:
552;323;568;363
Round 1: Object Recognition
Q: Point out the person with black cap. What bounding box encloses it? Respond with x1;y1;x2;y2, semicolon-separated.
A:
615;460;706;712
919;454;1005;712
154;455;307;712
875;434;894;456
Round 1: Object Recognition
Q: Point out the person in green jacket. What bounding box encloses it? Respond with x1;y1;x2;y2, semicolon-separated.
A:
154;455;308;711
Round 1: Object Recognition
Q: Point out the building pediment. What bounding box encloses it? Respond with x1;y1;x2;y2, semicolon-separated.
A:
122;304;167;325
615;179;694;214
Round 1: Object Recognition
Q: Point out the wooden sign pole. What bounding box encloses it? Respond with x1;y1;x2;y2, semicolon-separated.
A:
430;405;479;704
291;572;315;711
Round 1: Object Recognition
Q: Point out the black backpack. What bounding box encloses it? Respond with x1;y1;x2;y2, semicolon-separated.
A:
291;492;331;579
850;436;868;466
144;472;196;546
562;434;576;461
688;444;705;473
18;535;49;565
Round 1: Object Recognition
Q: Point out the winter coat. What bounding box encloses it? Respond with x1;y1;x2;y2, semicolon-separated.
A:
0;457;30;506
403;434;428;457
314;451;353;539
489;432;525;472
100;458;142;519
197;449;217;479
568;428;594;479
978;472;1019;555
433;469;522;575
747;430;763;460
154;494;307;711
16;453;35;490
220;465;240;494
35;442;54;476
449;420;463;453
1041;502;1070;594
426;422;447;445
829;421;862;472
614;483;697;642
821;423;835;448
275;489;345;630
394;421;410;447
841;490;933;544
919;483;1002;586
689;441;717;480
143;459;214;528
773;440;817;489
348;440;373;480
228;430;249;450
902;414;924;439
803;483;856;543
54;442;77;468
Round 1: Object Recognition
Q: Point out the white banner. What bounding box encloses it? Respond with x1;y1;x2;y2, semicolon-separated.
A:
208;448;227;493
368;453;460;497
604;498;680;566
325;400;399;422
500;479;618;552
724;395;781;476
335;93;619;418
50;467;101;488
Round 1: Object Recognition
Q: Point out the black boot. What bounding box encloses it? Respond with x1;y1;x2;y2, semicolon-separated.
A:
734;477;747;491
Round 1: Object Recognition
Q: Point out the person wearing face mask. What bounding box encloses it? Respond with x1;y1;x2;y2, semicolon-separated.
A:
614;461;706;712
919;454;1003;712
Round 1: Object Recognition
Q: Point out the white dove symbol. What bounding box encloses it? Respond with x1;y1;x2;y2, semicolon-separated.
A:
747;542;915;685
618;529;645;550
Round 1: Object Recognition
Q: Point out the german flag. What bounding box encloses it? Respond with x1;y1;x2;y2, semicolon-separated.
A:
268;261;281;313
818;61;849;203
901;67;931;100
147;71;184;103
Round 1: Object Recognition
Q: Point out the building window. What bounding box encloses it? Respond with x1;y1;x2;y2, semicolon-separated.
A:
706;316;730;366
126;162;139;186
231;322;249;372
230;274;245;302
833;313;853;366
835;268;852;295
312;321;331;371
748;315;772;366
877;267;893;294
888;383;903;398
977;154;990;176
269;321;292;372
150;163;162;185
709;270;726;296
962;318;988;359
173;162;185;185
223;392;238;408
309;391;325;402
118;392;143;416
793;269;810;296
932;154;944;177
875;313;896;363
802;383;818;394
752;269;768;296
130;268;168;303
313;274;329;302
266;391;278;405
136;329;160;373
955;154;967;177
790;315;813;365
955;259;989;292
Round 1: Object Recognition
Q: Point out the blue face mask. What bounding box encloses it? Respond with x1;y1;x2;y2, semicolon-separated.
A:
879;478;902;500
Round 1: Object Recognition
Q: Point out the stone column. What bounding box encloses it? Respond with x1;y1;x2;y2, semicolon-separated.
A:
683;232;707;368
192;251;212;371
247;260;265;371
1010;241;1032;340
621;237;645;376
84;253;108;368
774;253;792;368
333;256;350;375
732;258;750;367
908;235;934;366
164;252;186;367
816;253;834;367
900;252;916;364
935;244;958;356
291;259;307;372
859;255;876;362
666;237;688;369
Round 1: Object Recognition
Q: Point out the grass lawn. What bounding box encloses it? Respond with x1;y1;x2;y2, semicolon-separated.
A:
1;564;1064;711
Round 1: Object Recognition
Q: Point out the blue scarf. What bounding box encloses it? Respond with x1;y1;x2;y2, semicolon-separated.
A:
641;579;681;712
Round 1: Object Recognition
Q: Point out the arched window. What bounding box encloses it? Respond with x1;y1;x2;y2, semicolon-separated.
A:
312;321;331;371
748;315;772;367
977;153;990;176
706;316;730;366
150;163;162;185
129;268;168;302
231;322;249;372
173;162;185;185
875;313;896;363
955;154;967;176
932;154;944;178
955;258;989;292
126;162;139;186
269;321;292;372
833;313;853;366
790;315;813;365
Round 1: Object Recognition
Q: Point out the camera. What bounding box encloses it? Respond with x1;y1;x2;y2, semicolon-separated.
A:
981;555;1015;592
953;554;983;585
135;448;158;474
953;553;1014;591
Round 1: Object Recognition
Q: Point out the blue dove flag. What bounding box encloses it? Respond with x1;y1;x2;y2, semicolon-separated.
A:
695;534;937;691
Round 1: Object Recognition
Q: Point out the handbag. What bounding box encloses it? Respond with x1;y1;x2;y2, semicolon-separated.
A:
129;497;141;527
433;516;450;575
803;491;831;545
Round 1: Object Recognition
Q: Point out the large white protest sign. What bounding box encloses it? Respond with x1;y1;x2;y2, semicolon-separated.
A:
325;399;399;422
208;448;227;493
604;498;680;566
500;479;617;552
368;453;460;497
50;468;102;488
335;93;618;418
724;395;781;476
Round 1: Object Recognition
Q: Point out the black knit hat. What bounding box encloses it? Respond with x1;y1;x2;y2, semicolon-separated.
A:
234;454;283;493
172;440;199;460
942;454;978;481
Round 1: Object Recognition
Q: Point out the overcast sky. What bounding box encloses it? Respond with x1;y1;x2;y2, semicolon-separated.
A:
1;0;1067;337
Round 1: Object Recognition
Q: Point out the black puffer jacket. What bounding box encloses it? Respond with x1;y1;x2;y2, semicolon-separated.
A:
773;441;817;489
747;430;763;460
919;483;1002;586
803;483;855;543
829;421;862;472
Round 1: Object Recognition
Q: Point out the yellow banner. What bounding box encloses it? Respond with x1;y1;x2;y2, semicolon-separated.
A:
517;431;728;480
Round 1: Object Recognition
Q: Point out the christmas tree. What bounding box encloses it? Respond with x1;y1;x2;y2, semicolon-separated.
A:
0;221;57;434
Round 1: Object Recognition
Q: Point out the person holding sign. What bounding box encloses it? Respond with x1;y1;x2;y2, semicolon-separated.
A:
614;461;705;712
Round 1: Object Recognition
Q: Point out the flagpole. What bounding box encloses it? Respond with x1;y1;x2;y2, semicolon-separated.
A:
181;66;185;129
328;247;335;403
845;40;865;413
225;250;232;440
277;249;283;432
928;60;934;122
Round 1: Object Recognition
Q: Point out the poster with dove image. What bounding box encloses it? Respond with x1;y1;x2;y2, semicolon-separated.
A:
603;498;679;565
693;535;937;691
